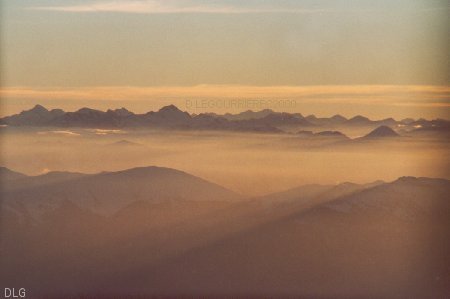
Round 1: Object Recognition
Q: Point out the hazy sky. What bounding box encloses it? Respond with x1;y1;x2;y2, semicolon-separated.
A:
1;0;449;118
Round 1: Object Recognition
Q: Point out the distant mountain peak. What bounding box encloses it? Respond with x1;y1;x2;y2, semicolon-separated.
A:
396;176;418;182
2;105;446;135
315;130;349;139
400;118;415;124
296;130;348;139
220;109;275;121
2;165;241;219
0;167;27;180
331;114;347;121
159;104;182;113
30;104;48;113
349;115;370;122
76;107;103;114
364;126;400;138
107;107;133;117
146;105;191;125
113;107;130;112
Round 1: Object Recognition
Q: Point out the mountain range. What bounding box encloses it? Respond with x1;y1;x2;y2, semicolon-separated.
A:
1;165;449;297
2;166;241;219
1;105;448;135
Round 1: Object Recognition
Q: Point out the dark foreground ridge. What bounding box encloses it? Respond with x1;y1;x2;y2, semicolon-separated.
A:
1;165;449;298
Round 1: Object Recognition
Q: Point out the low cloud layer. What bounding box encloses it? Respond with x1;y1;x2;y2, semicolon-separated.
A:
37;130;81;137
2;84;449;104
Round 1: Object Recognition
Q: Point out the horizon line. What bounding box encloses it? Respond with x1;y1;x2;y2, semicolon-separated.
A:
2;85;449;120
4;102;450;122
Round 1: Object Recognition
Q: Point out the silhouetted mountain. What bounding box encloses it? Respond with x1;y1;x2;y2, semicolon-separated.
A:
305;115;318;122
144;105;192;126
0;167;27;181
189;113;282;133
378;117;397;126
0;105;283;133
137;177;449;298
251;112;310;126
410;126;450;138
315;130;349;139
255;180;382;209
325;176;450;218
221;109;275;121
362;126;400;138
1;105;448;135
55;107;113;127
401;118;449;137
400;118;415;125
0;105;64;126
106;107;133;117
4;170;87;192
2;171;449;298
346;115;373;126
412;118;450;130
305;114;347;126
295;130;349;140
298;114;402;128
330;114;347;123
109;140;143;147
3;166;241;218
191;113;229;128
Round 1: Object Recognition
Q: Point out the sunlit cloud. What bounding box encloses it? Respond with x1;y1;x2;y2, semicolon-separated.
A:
38;130;81;136
28;0;325;14
86;129;126;135
39;168;51;175
27;0;450;14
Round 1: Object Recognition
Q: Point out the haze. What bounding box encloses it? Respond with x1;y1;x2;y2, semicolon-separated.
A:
1;1;450;297
2;127;448;196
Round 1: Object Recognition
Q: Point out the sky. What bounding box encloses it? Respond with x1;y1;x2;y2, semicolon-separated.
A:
0;0;449;119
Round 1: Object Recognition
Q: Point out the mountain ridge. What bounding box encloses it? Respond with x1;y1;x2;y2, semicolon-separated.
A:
2;105;448;134
2;166;242;219
2;165;449;298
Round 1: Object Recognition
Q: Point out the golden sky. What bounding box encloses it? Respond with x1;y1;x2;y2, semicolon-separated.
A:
1;85;449;119
1;1;449;119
